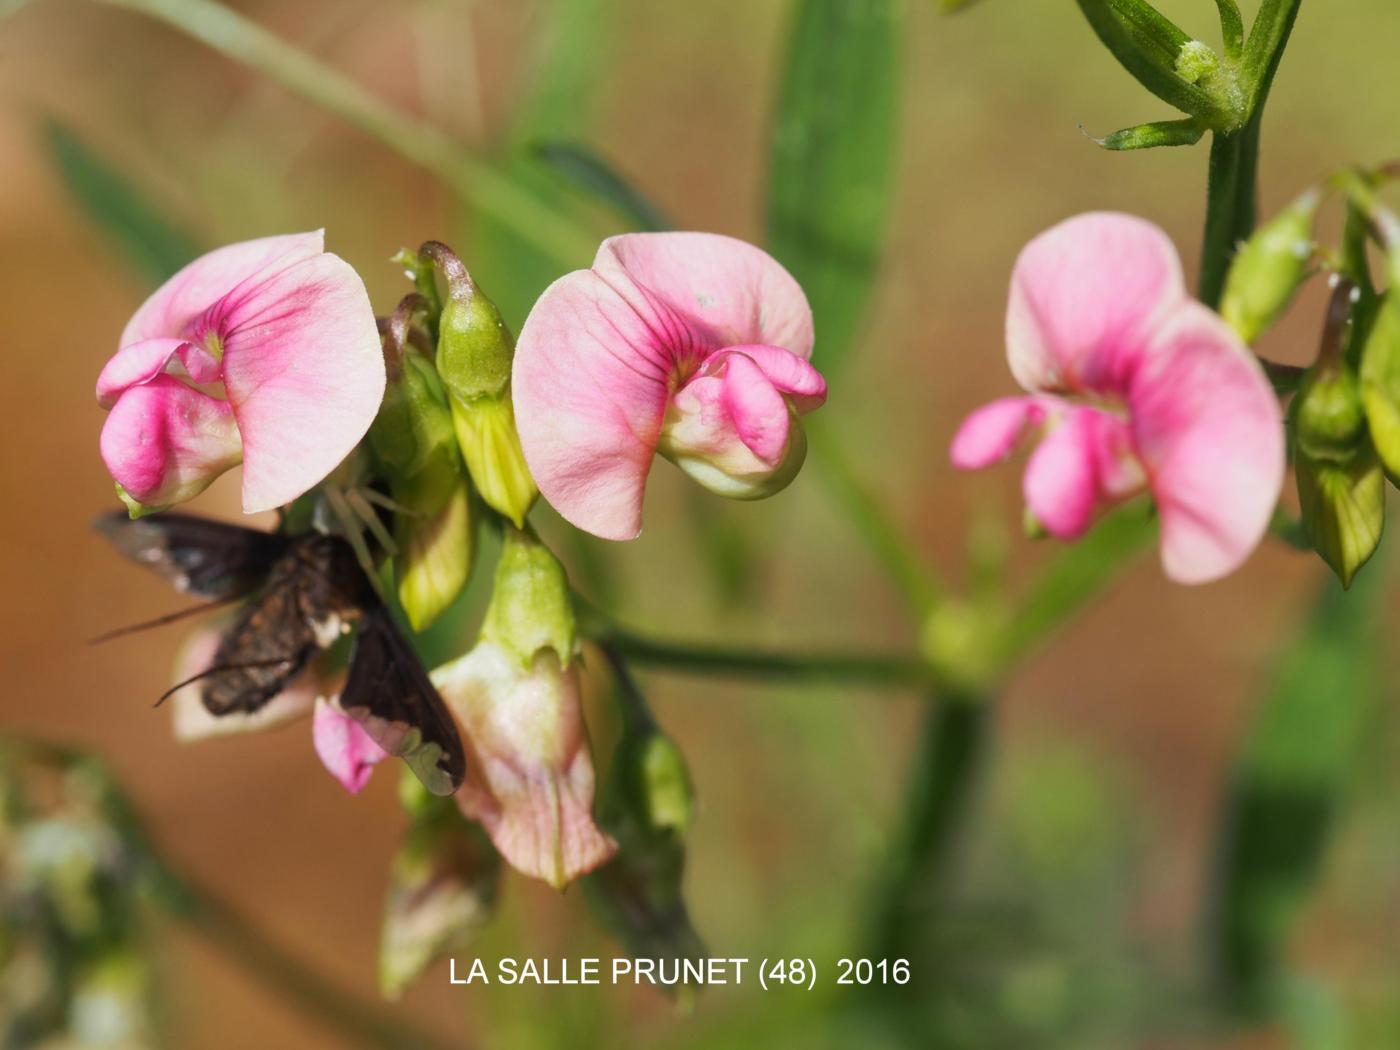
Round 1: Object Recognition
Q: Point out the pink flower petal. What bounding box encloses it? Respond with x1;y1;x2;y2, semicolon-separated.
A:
1007;213;1185;395
121;231;324;346
96;338;191;407
216;253;385;513
950;396;1048;470
1129;302;1284;584
313;697;388;795
513;233;815;540
596;232;814;360
98;375;243;507
1024;407;1142;540
719;351;793;464
715;343;827;412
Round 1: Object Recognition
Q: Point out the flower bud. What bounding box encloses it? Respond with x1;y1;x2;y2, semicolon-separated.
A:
380;798;499;998
1295;365;1366;463
425;241;538;526
368;349;474;630
1221;189;1320;343
583;724;704;997
480;527;576;669
1360;296;1400;479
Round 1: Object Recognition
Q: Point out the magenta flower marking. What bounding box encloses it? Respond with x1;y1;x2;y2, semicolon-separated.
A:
97;231;385;513
513;232;826;540
950;213;1284;584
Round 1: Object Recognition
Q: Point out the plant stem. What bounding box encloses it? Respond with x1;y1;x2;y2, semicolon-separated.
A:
590;622;934;688
96;0;596;265
153;864;458;1050
865;687;989;966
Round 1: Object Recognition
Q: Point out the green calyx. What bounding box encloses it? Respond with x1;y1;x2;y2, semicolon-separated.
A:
480;527;577;669
1295;366;1366;463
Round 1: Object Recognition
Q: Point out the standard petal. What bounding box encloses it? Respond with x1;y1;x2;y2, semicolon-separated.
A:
595;232;814;360
513;270;671;540
1007;213;1185;395
99;375;243;507
217;253;385;513
949;396;1047;470
1023;407;1141;540
1130;302;1284;584
313;697;389;795
121;231;324;345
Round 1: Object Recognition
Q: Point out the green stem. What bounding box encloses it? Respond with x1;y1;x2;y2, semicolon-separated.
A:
95;0;596;265
154;866;458;1050
1199;120;1261;308
865;687;990;967
589;621;933;688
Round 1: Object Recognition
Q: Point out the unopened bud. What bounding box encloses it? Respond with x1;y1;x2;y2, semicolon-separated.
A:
1361;296;1400;479
1221;190;1320;343
1295;365;1366;463
368;351;473;630
422;241;539;525
480;527;576;668
450;394;536;528
379;801;499;998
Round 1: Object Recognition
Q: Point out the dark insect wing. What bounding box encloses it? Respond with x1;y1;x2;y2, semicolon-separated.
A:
340;606;466;797
94;511;289;599
200;570;318;716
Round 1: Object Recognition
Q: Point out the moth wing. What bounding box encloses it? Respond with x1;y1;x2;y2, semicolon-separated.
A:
340;607;466;796
95;511;288;599
201;573;318;716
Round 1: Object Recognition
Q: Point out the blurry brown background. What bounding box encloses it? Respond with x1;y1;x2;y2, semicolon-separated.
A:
2;1;1400;1046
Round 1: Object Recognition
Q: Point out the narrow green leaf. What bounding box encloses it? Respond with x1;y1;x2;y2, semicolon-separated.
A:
44;122;200;284
766;0;901;370
530;140;671;232
1209;558;1388;1014
1214;0;1245;59
1092;116;1205;151
1074;0;1238;128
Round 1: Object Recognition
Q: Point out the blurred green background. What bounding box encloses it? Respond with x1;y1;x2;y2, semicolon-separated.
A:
2;1;1400;1047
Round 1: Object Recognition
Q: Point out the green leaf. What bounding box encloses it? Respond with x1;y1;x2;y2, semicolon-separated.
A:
530;140;671;232
1295;446;1384;589
766;0;902;371
1092;116;1205;151
44;122;200;285
1208;557;1388;1014
1073;0;1239;128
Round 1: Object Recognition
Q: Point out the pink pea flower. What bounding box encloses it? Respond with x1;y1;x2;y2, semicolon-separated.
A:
513;232;826;540
97;231;385;514
311;698;388;795
950;213;1284;584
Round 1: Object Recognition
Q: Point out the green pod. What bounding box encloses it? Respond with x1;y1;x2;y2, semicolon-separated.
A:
1220;190;1320;344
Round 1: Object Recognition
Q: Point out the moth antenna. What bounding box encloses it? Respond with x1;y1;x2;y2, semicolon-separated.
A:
89;594;243;646
153;657;295;708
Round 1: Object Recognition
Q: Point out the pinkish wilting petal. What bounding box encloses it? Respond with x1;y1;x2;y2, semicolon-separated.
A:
433;642;616;889
1006;212;1185;395
313;697;389;795
1130;302;1284;583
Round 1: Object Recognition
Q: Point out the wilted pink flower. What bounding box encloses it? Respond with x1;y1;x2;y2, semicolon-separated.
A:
951;213;1284;584
513;232;826;540
431;641;616;890
97;231;384;513
312;697;388;795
